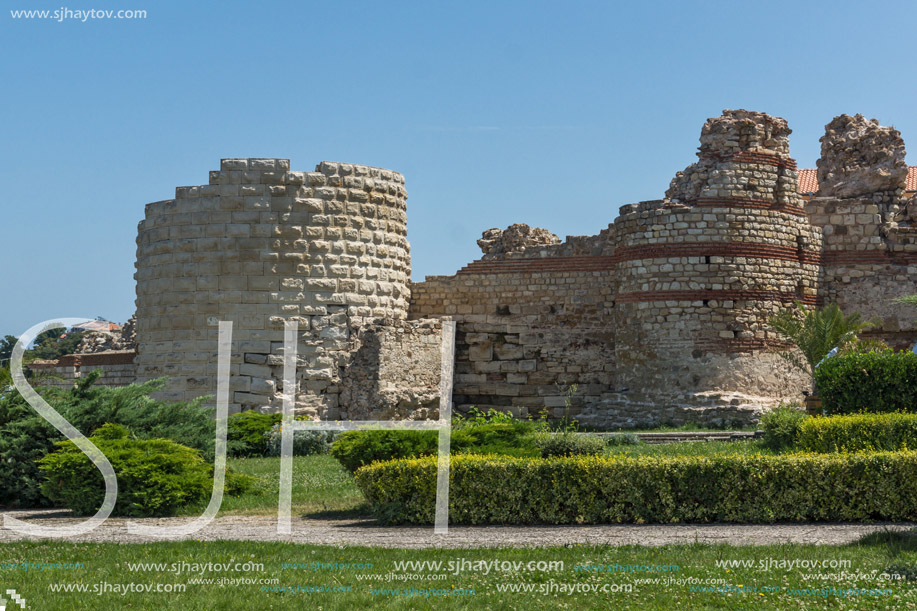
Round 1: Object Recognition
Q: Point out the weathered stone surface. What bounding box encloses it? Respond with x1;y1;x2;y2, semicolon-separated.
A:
74;315;137;354
61;110;917;429
411;109;917;428
134;159;427;418
816;114;908;199
667;109;795;205
477;224;560;258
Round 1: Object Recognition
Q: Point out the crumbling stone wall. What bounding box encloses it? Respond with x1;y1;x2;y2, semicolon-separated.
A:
816;114;908;200
410;230;617;419
134;158;442;418
75;315;137;354
29;351;137;391
666;109;799;212
339;318;445;420
411;110;824;427
807;115;917;347
123;111;916;428
477;224;561;258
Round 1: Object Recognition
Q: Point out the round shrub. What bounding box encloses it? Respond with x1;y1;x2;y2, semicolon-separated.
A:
814;351;917;415
0;373;222;508
38;424;254;517
535;433;605;458
330;430;438;473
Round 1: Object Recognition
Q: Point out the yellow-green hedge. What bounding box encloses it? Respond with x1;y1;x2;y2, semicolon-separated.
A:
353;453;917;524
796;413;917;453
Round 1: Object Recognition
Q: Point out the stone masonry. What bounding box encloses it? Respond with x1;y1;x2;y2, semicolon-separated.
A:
411;110;917;428
36;110;917;428
133;159;445;418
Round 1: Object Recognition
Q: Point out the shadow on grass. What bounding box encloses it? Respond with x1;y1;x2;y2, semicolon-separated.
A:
301;502;374;522
848;528;917;553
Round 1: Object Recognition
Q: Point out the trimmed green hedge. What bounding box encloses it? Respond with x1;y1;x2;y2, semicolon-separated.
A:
354;453;917;524
814;351;917;414
330;422;540;473
796;412;917;453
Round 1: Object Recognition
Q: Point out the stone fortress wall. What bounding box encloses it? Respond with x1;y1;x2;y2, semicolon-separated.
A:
411;110;917;428
34;110;917;428
133;158;445;419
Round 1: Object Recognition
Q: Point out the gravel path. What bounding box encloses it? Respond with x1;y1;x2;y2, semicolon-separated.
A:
1;511;913;548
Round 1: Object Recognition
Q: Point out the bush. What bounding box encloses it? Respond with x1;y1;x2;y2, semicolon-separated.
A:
329;421;541;473
0;373;230;507
796;412;917;453
761;405;809;451
452;422;540;457
354;452;917;525
227;411;282;457
814;351;917;415
454;407;518;426
535;433;605;458
265;424;335;457
38;424;254;517
331;430;438;473
605;433;642;447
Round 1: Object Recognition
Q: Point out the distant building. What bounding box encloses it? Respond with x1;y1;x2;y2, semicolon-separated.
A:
71;320;121;333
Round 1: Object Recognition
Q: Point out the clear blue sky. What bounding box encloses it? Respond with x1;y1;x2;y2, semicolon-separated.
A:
2;0;915;337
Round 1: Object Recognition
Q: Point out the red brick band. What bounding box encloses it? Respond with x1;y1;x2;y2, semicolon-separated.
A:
615;290;820;306
457;243;822;275
613;243;821;265
456;246;916;277
699;151;798;170
57;351;137;367
693;337;794;354
821;251;917;265
457;256;618;275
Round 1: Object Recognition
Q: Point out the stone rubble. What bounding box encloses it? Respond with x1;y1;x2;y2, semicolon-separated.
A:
477;223;561;258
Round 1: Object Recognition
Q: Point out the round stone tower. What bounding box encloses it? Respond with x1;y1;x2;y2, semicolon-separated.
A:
608;110;821;422
134;158;410;414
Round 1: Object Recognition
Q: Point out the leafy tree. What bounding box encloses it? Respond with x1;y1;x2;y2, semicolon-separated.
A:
769;301;876;393
27;329;86;361
0;335;17;364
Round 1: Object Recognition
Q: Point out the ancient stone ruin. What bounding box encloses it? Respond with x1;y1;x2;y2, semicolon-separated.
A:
32;110;917;427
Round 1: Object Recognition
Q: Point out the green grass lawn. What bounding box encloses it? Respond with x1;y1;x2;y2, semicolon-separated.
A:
180;455;367;519
2;533;917;609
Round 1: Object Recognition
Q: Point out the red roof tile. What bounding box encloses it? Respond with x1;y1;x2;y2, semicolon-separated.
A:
797;169;818;194
797;167;917;194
